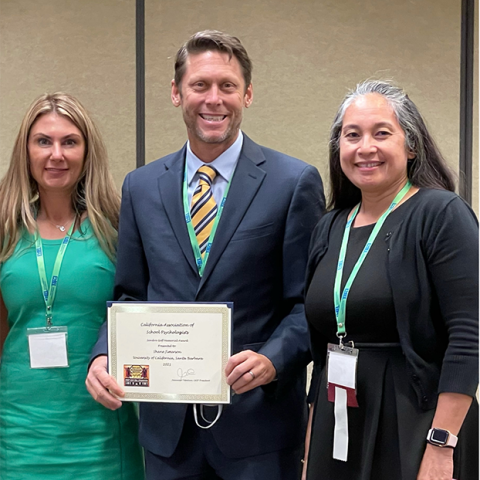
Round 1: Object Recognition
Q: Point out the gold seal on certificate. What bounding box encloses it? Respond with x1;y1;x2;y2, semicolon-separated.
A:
107;302;232;404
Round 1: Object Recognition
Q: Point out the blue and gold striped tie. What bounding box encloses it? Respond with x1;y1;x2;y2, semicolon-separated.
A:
190;165;218;257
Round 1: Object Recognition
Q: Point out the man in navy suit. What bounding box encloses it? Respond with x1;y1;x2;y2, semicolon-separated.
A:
87;30;324;479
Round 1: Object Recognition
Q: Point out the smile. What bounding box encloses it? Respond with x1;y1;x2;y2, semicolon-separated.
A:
199;114;227;122
356;162;383;168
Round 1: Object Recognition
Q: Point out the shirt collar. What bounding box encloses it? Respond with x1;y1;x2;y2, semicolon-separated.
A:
186;131;244;186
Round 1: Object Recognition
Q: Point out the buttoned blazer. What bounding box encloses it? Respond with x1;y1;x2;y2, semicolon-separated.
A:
92;134;325;458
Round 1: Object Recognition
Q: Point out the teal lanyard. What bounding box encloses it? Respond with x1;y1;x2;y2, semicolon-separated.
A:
183;168;232;277
333;182;412;340
35;219;75;329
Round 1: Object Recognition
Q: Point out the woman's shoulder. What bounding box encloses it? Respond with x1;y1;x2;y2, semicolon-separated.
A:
404;189;478;249
309;208;348;250
413;188;477;222
312;208;346;234
416;187;459;204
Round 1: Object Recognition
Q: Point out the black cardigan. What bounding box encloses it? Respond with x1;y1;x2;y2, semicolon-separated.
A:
306;188;479;409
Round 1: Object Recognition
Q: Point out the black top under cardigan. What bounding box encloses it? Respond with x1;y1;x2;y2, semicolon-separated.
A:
306;188;479;409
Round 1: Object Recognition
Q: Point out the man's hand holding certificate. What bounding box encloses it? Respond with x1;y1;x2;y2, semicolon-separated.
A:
107;302;232;404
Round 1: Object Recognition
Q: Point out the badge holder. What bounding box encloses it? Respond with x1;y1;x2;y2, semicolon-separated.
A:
27;325;69;369
327;340;359;462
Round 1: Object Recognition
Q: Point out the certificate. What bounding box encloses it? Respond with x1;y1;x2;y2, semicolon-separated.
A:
107;302;232;404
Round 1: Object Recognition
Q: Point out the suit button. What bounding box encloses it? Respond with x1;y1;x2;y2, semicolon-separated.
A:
422;396;429;403
412;374;419;381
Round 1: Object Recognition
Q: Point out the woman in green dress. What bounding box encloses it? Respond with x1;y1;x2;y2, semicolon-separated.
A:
0;93;144;479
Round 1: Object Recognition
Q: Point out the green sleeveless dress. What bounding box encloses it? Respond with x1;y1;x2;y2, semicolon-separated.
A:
0;220;144;479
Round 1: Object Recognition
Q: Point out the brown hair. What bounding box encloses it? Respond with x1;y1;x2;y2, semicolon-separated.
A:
174;30;252;91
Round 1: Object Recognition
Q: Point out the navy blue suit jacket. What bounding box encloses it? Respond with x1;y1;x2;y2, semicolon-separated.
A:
92;134;324;458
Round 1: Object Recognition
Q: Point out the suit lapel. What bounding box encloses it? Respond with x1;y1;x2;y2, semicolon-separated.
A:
198;136;266;291
158;145;198;276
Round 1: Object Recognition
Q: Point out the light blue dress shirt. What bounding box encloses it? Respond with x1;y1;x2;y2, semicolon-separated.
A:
186;131;244;207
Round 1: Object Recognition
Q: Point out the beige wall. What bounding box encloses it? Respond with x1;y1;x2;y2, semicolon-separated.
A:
0;0;477;211
0;0;136;187
145;0;466;197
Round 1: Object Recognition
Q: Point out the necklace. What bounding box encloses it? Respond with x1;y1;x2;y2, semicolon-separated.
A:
48;217;76;232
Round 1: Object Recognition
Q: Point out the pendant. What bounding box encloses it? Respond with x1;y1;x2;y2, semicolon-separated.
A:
58;225;66;232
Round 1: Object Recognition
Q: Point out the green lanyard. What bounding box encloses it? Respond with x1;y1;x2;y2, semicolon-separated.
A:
333;181;412;341
183;168;232;277
35;219;75;329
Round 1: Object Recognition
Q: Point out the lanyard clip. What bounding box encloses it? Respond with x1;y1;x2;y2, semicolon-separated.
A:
336;333;355;351
46;306;53;330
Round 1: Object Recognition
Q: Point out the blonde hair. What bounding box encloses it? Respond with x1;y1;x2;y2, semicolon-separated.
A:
0;92;120;262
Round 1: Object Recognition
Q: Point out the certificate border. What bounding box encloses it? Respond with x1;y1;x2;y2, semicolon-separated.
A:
108;302;232;403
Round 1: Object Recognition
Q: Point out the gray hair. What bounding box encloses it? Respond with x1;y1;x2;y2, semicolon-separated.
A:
328;80;455;210
330;80;419;153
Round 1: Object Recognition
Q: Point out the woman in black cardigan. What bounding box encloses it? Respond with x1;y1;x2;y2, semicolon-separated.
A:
303;80;478;480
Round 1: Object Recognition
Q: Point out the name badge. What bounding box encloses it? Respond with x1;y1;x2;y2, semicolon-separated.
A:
27;326;69;369
327;343;359;407
326;343;359;462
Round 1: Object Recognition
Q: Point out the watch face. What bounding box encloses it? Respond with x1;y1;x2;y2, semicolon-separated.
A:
431;429;449;444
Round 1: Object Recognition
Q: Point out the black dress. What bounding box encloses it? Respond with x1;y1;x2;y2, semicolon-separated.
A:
305;196;478;480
